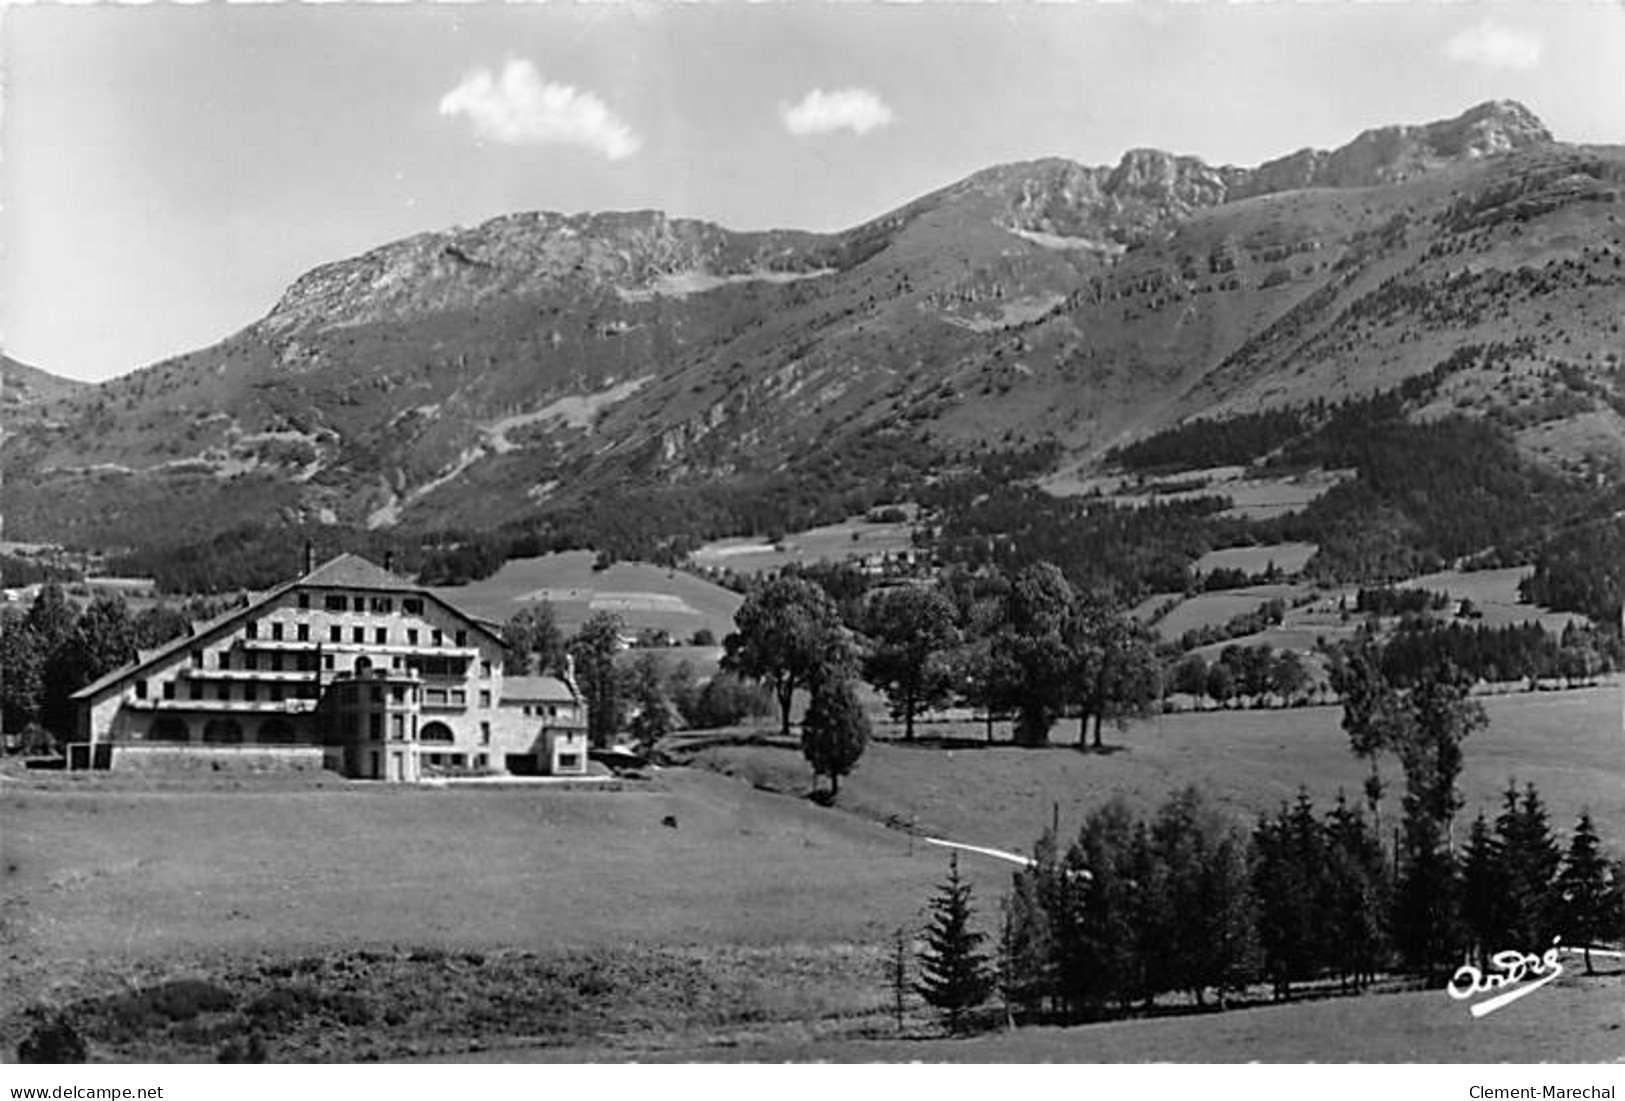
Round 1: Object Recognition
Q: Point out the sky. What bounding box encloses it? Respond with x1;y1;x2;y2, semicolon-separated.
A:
4;1;1624;384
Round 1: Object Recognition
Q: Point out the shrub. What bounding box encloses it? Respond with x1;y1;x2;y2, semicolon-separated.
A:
16;1011;87;1063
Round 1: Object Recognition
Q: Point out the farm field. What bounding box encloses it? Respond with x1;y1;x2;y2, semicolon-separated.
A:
1152;583;1306;642
1193;542;1319;576
481;969;1625;1062
1404;566;1587;631
4;686;1621;1061
0;769;975;1010
681;684;1625;856
430;551;741;638
690;515;915;576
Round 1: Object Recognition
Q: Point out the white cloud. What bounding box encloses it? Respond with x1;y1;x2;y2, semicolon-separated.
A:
439;59;640;160
1445;20;1543;71
781;87;895;137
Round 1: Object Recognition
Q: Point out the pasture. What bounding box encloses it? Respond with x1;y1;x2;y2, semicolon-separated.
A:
430;551;741;638
1152;583;1307;642
4;684;1621;1061
690;515;915;576
681;684;1625;856
515;970;1625;1062
1194;542;1318;576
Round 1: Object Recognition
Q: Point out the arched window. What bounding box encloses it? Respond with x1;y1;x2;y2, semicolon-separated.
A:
149;716;190;743
258;718;297;745
354;656;372;676
419;721;454;744
202;718;244;744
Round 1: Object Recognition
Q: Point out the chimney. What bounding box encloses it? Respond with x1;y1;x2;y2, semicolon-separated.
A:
303;541;315;577
384;550;395;574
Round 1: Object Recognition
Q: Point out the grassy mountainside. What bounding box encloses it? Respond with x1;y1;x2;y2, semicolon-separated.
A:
1;355;85;409
5;102;1620;567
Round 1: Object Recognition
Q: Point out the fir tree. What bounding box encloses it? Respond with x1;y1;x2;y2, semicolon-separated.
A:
1000;830;1059;1019
916;853;995;1033
1395;806;1463;977
1323;793;1390;990
1557;810;1624;974
1495;781;1562;949
1461;811;1505;968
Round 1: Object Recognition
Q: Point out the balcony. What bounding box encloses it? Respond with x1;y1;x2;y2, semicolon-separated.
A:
177;668;321;682
124;698;319;714
239;638;479;660
421;689;468;712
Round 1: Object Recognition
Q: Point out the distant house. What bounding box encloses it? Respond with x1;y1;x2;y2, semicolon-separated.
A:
70;552;587;780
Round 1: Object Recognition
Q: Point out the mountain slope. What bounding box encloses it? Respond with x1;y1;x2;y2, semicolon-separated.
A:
5;100;1620;553
2;356;86;408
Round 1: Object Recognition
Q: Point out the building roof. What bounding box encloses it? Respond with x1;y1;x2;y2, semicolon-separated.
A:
500;676;577;704
72;553;502;702
299;553;413;591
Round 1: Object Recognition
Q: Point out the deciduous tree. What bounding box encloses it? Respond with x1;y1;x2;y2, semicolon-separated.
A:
723;577;851;739
800;675;869;799
861;584;958;741
569;611;625;747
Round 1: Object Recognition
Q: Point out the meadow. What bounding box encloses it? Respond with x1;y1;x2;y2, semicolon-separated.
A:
3;684;1621;1061
429;550;741;638
690;515;916;576
683;684;1625;857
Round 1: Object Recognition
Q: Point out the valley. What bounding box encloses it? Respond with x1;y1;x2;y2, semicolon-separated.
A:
6;93;1625;1068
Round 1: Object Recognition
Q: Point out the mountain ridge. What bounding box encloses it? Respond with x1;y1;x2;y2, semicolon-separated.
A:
6;100;1621;555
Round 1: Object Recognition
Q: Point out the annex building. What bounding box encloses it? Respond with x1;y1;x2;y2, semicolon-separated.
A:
70;552;587;781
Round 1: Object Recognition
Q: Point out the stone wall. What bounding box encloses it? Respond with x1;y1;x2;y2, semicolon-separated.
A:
110;744;326;774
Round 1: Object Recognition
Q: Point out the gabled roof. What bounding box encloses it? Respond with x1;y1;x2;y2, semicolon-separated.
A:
299;553;414;591
72;553;502;702
500;676;577;704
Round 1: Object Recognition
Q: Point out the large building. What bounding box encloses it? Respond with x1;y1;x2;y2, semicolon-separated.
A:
70;553;587;781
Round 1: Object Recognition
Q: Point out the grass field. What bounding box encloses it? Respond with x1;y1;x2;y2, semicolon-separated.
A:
431;551;741;638
1194;542;1319;576
690;516;916;576
680;684;1625;856
1152;583;1307;642
4;685;1621;1061
493;970;1625;1062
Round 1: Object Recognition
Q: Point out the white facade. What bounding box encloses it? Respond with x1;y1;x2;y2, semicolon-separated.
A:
72;554;587;780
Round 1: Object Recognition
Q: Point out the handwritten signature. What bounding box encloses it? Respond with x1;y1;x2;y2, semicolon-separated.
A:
1446;938;1563;1018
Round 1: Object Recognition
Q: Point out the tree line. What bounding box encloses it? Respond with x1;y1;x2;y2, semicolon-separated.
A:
1;587;207;749
906;648;1625;1032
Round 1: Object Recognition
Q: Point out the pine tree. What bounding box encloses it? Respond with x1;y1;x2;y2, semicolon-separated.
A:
1395;805;1463;977
1323;793;1390;990
1557;810;1624;974
1461;811;1505;967
1495;781;1562;949
1000;830;1059;1019
916;853;994;1033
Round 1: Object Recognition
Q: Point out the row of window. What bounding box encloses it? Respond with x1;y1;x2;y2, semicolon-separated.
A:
135;678;319;703
185;645;488;680
243;619;470;650
299;592;426;616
